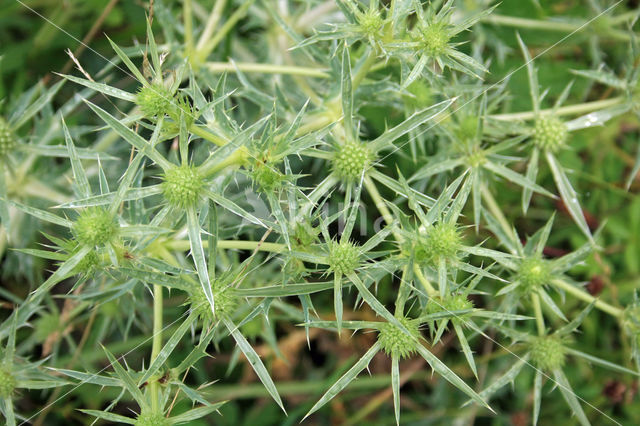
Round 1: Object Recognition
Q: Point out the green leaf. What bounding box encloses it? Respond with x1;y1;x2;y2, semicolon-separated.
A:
516;33;539;115
84;100;172;170
12;80;65;130
222;317;285;413
187;206;215;316
565;348;640;376
552;369;590;426
169;401;227;424
236;281;334;297
59;74;136;102
415;343;492;411
369;98;455;152
533;369;542;425
5;199;72;228
79;410;136;424
102;347;148;410
453;322;477;378
138;312;197;386
107;36;148;84
304;341;382;419
545;152;593;242
391;356;400;426
62;116;91;199
341;45;354;141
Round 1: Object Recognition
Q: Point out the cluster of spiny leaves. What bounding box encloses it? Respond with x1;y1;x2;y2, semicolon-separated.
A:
1;0;640;425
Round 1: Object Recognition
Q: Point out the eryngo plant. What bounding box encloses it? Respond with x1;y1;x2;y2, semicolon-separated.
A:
1;0;640;425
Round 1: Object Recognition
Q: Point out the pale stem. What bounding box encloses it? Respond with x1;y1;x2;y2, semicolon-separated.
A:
150;283;163;412
204;62;330;78
413;264;437;297
352;49;379;91
190;124;228;147
195;0;254;66
490;97;624;122
480;186;518;254
166;239;285;253
552;278;623;318
196;0;228;51
183;0;194;57
363;175;402;241
531;292;545;335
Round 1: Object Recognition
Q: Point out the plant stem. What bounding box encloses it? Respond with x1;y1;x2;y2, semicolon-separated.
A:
295;114;334;137
531;292;545;335
363;175;402;241
166;239;285;253
183;0;194;58
490;97;624;121
204;62;330;78
352;49;378;91
196;0;228;52
483;14;578;32
194;0;255;67
482;14;631;41
150;284;163;412
414;264;437;297
200;146;248;177
480;186;518;253
552;278;623;318
190;124;228;146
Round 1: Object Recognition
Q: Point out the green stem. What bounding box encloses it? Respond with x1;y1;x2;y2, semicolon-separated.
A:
483;14;578;32
363;175;402;241
482;14;631;41
531;292;545;335
204;62;330;78
166;239;285;253
183;0;194;59
352;49;378;91
190;124;228;147
200;146;248;177
413;264;437;297
196;0;228;52
490;97;624;122
295;114;334;137
194;0;255;67
551;278;623;318
480;186;518;253
150;284;163;412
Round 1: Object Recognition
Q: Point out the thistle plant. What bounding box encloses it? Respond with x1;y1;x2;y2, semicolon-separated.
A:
1;1;640;425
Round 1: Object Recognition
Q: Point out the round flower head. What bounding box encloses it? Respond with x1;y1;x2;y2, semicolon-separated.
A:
378;317;421;359
417;222;461;263
529;335;566;371
134;412;171;426
0;366;16;398
533;116;568;152
517;257;551;292
162;165;205;209
419;22;450;57
0;117;17;157
73;207;119;247
357;9;384;38
332;140;376;183
250;163;286;193
136;84;174;118
188;282;238;322
328;240;360;276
